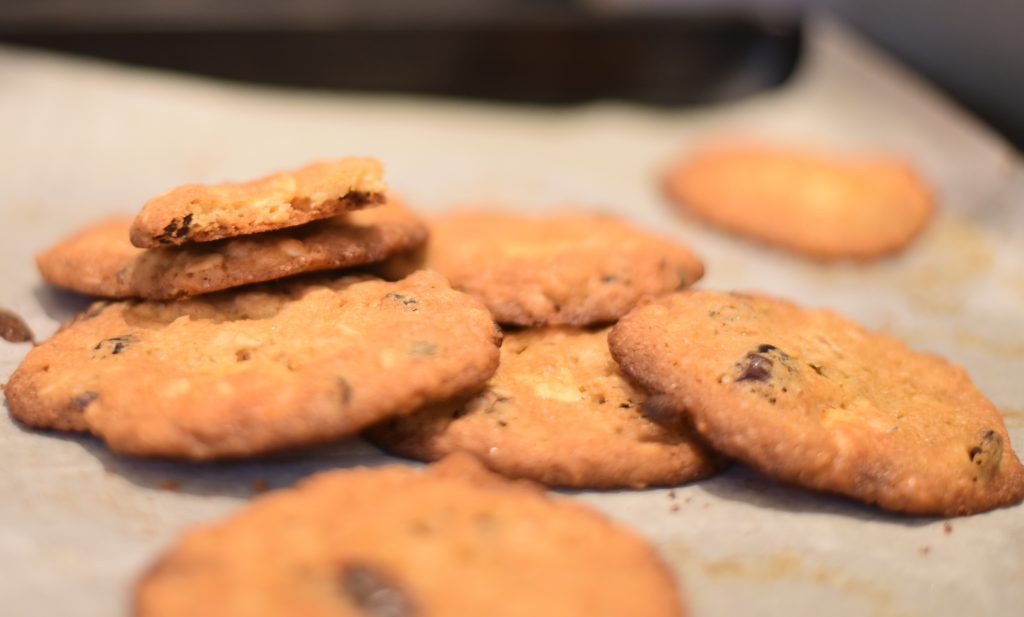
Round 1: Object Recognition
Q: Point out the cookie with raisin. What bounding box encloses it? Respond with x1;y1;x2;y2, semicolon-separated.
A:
135;454;687;617
130;157;386;247
369;327;724;488
37;198;426;300
663;143;934;260
424;210;704;326
4;271;500;458
608;290;1024;515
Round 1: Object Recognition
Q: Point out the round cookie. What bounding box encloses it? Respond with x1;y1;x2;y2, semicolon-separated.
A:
424;210;704;326
37;198;427;300
4;271;501;459
663;143;934;260
130;157;387;247
608;290;1024;516
135;454;687;617
369;327;723;488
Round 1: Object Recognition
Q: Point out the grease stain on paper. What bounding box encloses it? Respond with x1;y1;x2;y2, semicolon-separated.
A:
1000;408;1024;428
667;541;920;617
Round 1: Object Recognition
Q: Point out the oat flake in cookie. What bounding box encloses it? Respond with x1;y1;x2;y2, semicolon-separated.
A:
664;143;934;260
608;290;1024;516
134;454;686;617
369;326;724;488
130;157;387;247
37;198;427;300
4;271;500;459
424;210;705;326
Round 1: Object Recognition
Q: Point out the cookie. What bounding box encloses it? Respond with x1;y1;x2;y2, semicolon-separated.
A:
424;210;704;326
4;271;501;458
608;290;1024;516
135;453;686;617
37;198;427;300
369;327;723;488
130;157;387;247
664;144;934;260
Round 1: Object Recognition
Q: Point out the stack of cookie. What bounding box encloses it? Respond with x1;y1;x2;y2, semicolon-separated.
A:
6;159;506;459
35;158;427;300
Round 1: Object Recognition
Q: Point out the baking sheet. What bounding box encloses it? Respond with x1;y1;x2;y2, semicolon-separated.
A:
2;15;1022;617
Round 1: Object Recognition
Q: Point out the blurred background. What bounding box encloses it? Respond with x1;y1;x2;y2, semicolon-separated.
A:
0;0;1020;147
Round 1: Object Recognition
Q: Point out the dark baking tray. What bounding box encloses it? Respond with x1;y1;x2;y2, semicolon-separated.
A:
0;15;801;105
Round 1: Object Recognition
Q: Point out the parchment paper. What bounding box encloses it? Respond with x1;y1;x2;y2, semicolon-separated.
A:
1;15;1022;617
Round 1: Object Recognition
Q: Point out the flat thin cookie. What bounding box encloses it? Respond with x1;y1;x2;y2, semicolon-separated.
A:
4;271;501;459
664;144;934;260
130;157;387;247
135;454;687;617
609;290;1024;515
369;327;724;488
424;210;704;326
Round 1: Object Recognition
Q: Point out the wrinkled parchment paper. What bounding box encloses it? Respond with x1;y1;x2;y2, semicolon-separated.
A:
1;15;1022;617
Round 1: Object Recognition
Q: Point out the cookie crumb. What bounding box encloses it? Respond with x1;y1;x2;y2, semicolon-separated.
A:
943;522;953;535
252;479;269;493
0;308;34;344
158;480;180;491
918;546;931;556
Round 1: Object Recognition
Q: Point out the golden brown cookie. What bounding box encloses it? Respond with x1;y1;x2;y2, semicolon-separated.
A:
369;327;723;488
4;271;501;459
135;454;687;617
664;144;934;260
37;199;427;300
130;158;386;247
424;210;704;326
608;290;1024;516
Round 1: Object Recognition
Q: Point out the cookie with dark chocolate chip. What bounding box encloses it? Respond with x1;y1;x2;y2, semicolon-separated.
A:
369;327;724;488
37;198;427;300
608;290;1024;515
664;143;934;260
130;157;387;248
3;271;500;459
135;454;687;617
424;210;704;326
